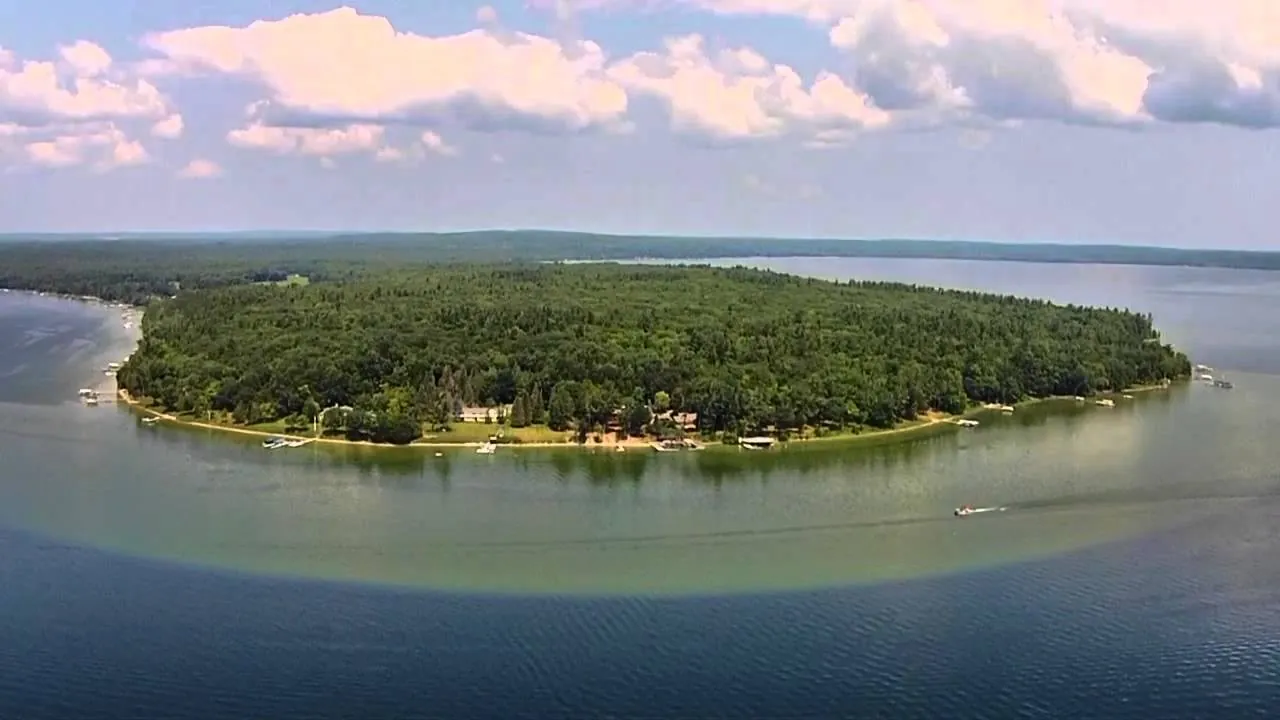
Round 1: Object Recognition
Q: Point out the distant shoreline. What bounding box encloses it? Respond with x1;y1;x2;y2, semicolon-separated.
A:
4;232;1280;276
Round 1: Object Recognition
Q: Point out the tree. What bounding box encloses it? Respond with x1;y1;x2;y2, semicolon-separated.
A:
510;393;529;428
624;403;652;436
653;390;671;414
548;383;576;432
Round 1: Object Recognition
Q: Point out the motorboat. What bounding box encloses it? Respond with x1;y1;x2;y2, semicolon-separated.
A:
954;504;1007;517
476;441;497;455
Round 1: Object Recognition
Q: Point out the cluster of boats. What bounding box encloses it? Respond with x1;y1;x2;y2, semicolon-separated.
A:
1194;364;1233;389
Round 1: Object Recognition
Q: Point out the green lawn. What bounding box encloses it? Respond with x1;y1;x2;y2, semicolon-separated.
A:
254;274;310;287
419;422;572;444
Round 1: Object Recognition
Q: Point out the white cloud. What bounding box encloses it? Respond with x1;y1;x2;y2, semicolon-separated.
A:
420;130;458;155
151;113;184;138
608;34;888;143
177;158;221;178
140;6;629;134
19;122;149;171
0;40;172;170
227;122;386;156
1;42;170;123
572;0;1280;129
823;0;1152;125
58;40;113;77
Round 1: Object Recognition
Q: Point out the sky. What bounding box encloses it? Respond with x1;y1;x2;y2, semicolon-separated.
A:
1;1;1279;248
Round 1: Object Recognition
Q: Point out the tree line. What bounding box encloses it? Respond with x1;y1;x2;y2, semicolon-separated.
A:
114;263;1191;444
3;231;1280;307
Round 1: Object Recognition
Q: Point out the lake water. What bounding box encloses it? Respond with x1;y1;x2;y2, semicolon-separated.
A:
2;260;1279;718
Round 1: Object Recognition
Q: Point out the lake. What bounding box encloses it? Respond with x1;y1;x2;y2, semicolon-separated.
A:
1;259;1279;718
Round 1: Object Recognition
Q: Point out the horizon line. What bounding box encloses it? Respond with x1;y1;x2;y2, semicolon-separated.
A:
0;228;1274;254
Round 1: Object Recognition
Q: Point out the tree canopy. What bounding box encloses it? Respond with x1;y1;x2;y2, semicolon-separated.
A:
115;263;1190;444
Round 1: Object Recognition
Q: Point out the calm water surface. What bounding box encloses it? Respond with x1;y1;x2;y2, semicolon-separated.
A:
2;260;1279;718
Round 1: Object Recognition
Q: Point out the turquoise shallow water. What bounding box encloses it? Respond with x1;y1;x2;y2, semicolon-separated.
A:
2;260;1279;717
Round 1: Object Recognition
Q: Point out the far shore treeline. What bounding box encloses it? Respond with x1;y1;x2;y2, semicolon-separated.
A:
1;230;1280;306
103;262;1189;445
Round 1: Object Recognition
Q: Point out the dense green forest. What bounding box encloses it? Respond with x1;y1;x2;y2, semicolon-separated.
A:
115;263;1190;445
2;231;1279;305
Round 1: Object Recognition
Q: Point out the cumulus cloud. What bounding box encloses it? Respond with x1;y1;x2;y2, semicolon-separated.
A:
177;158;221;178
20;122;149;171
420;130;459;155
0;41;171;170
140;6;629;135
567;0;1280;130
151;113;184;138
1;42;170;125
227;122;386;156
609;34;888;143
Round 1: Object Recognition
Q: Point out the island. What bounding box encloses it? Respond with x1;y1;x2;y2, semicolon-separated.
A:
111;262;1190;447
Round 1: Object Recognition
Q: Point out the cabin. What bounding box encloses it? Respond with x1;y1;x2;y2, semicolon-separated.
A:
457;405;511;423
654;410;699;431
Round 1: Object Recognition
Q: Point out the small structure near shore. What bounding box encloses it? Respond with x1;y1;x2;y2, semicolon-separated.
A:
739;436;776;450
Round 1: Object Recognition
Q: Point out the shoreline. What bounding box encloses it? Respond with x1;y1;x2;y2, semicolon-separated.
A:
116;390;958;451
115;382;1179;452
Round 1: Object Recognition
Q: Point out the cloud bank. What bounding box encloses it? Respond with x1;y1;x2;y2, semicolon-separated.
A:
3;2;1280;173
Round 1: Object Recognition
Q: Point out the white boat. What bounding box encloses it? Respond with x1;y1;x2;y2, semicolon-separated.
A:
83;396;98;406
141;417;158;425
953;418;979;427
955;505;1006;517
262;436;289;449
1095;398;1115;407
476;441;497;454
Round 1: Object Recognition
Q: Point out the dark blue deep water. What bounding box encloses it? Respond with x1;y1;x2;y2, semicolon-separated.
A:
3;511;1279;719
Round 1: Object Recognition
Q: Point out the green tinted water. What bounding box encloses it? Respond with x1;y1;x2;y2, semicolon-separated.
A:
1;260;1278;595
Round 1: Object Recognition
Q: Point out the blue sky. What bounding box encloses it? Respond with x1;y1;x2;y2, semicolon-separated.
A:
0;0;1277;248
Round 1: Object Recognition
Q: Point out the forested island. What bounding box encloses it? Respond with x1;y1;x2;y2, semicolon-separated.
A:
114;263;1191;446
2;231;1280;306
